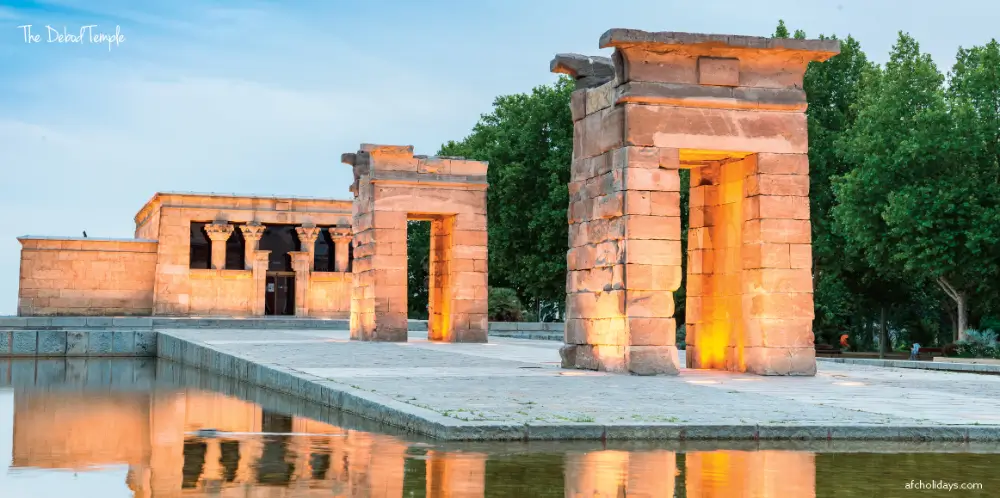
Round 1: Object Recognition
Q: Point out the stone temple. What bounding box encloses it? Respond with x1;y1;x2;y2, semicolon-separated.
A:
553;30;839;376
16;144;490;344
15;29;836;376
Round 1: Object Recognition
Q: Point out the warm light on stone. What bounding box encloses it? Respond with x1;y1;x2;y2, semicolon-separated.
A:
554;29;837;376
342;144;489;343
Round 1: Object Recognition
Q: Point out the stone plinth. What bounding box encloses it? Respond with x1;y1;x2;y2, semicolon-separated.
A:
554;30;837;376
343;144;489;342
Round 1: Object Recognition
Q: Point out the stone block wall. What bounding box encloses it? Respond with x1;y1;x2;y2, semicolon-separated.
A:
187;269;255;315
308;272;352;318
553;30;837;376
137;193;352;316
560;83;684;375
343;144;488;342
17;237;157;316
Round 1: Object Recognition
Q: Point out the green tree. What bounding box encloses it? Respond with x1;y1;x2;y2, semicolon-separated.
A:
773;20;790;38
438;77;574;312
834;32;1000;341
406;220;430;319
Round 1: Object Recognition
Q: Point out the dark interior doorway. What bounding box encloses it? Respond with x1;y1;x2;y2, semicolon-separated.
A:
265;273;295;316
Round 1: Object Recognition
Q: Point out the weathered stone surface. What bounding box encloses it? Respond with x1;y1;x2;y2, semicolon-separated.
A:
698;57;740;86
627;345;681;375
550;53;615;89
347;143;488;344
598;29;841;57
623;104;809;154
12;331;36;355
37;330;66;355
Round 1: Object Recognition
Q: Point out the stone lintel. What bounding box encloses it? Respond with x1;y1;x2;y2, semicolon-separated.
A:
550;53;615;89
615;81;807;112
360;144;414;155
368;170;489;188
598;29;840;60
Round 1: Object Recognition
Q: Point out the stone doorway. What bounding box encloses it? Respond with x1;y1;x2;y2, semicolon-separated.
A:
342;144;489;342
264;272;295;316
552;29;837;376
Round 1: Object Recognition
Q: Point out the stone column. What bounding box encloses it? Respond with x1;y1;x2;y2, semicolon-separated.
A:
295;224;321;271
204;222;234;270
289;251;311;317
741;153;815;375
329;227;353;273
240;222;266;270
251;250;270;316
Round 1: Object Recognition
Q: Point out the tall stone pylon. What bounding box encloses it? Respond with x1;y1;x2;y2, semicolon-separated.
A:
553;30;839;375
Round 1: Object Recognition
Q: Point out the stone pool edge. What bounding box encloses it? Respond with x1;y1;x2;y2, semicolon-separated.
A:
156;331;1000;442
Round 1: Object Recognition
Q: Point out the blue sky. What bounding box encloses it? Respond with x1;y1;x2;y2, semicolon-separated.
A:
0;0;997;315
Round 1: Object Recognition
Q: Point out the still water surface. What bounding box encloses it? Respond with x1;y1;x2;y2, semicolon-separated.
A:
0;358;996;497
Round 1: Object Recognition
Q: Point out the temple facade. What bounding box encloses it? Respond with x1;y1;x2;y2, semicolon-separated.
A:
17;192;355;318
16;144;490;343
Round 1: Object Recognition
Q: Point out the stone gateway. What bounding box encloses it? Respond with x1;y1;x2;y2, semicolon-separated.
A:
553;30;839;376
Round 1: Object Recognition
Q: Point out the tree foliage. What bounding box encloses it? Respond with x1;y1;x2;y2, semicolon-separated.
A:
833;32;1000;340
438;78;574;310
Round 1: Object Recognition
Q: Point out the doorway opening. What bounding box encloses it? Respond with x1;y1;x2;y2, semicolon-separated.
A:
682;149;754;372
407;214;455;341
264;273;295;316
406;220;431;321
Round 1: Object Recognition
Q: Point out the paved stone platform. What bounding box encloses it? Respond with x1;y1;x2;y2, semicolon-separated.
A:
157;328;1000;441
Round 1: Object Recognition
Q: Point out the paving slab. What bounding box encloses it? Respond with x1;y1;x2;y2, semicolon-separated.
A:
159;328;1000;441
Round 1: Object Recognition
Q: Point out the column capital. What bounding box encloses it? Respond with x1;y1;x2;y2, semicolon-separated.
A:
205;222;234;242
287;251;312;265
240;222;266;241
329;226;353;241
295;225;322;244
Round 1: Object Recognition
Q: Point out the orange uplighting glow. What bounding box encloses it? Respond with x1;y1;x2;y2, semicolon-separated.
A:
692;157;748;372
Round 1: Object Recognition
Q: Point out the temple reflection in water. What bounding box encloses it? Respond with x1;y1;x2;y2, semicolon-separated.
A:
9;387;817;497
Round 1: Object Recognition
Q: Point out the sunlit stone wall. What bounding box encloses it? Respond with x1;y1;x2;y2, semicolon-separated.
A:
342;144;489;342
554;29;839;375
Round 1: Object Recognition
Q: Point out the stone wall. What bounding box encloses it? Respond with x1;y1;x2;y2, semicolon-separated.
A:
187;269;255;315
343;144;488;342
140;193;352;316
552;30;837;376
308;272;352;318
17;237;157;316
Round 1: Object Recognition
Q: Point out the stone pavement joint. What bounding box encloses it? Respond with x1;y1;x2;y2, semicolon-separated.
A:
157;328;1000;441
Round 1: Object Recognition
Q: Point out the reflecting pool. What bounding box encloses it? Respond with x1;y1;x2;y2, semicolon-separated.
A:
0;358;997;497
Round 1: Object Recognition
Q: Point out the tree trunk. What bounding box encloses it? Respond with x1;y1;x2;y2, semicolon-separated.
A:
878;306;888;359
945;300;958;343
957;292;968;342
937;277;969;342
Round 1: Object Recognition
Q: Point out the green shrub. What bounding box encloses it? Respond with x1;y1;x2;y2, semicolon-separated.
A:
951;329;1000;358
488;287;524;322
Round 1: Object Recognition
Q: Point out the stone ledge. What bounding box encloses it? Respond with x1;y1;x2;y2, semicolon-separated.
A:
615;81;807;111
598;29;841;57
818;357;1000;375
158;331;1000;441
0;329;156;357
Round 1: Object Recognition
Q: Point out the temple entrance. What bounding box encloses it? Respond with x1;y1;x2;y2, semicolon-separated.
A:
342;144;489;342
264;272;295;316
683;151;754;372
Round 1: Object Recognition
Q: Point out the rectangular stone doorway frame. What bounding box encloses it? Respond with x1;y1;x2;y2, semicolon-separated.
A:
553;29;838;376
342;144;490;343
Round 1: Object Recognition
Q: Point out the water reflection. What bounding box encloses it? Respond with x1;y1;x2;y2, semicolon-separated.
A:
1;359;998;497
